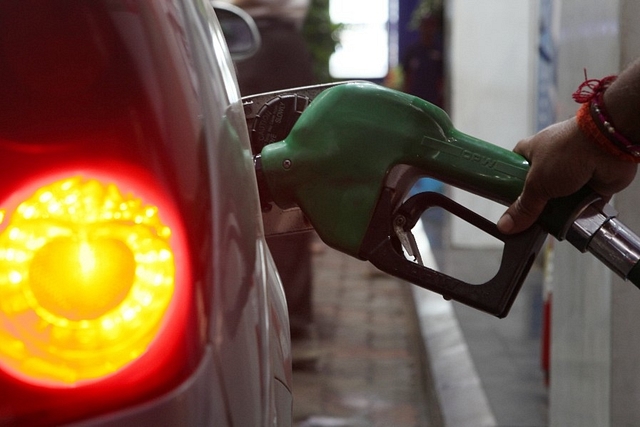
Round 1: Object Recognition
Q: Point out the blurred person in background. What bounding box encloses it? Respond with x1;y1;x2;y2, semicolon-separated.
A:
401;10;446;248
401;11;444;109
222;0;319;367
226;0;317;93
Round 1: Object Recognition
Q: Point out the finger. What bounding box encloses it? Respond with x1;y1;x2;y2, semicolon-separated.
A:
512;136;534;160
497;191;548;234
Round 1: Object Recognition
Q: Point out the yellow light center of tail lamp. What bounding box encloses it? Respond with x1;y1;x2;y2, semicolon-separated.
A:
29;238;135;321
0;176;177;387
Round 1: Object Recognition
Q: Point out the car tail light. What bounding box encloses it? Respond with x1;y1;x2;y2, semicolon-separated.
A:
0;1;205;425
0;173;187;388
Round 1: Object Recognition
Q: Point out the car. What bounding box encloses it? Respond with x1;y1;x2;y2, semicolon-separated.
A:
0;1;291;425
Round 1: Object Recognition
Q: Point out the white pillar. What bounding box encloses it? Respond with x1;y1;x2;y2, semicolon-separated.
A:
549;0;640;425
448;0;536;248
609;2;640;424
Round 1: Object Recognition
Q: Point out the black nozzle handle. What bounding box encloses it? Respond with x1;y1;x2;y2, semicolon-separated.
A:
359;189;548;318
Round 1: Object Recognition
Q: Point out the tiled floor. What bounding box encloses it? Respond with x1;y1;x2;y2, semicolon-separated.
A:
292;242;441;427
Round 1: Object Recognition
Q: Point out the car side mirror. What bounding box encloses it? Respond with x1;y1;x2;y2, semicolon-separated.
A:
212;2;261;61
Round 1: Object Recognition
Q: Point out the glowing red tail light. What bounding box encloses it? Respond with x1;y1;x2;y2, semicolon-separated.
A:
0;173;188;388
0;1;206;425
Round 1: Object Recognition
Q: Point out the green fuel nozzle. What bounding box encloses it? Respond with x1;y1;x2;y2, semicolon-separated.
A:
250;82;640;317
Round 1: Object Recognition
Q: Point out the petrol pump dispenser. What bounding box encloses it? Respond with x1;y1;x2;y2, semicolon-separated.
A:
244;81;640;318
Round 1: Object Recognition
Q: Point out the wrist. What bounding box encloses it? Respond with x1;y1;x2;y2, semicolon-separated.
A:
573;74;640;163
604;84;640;143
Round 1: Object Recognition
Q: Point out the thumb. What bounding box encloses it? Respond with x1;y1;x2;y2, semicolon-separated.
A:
497;193;547;234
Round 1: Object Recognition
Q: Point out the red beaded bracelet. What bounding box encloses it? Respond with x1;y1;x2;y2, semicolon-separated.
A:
573;73;640;163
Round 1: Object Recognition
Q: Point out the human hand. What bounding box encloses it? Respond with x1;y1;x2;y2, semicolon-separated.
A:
497;117;638;234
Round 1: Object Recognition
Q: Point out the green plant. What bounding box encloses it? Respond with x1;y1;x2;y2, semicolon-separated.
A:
302;0;343;83
410;0;444;30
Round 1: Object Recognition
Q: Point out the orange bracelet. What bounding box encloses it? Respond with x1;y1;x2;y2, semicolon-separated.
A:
573;73;640;163
576;102;640;162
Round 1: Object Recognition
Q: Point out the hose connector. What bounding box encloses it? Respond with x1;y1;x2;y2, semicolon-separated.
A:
567;202;640;283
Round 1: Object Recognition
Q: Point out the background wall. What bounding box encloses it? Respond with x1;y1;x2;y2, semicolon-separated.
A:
548;1;618;425
610;4;640;423
448;0;536;248
538;0;640;425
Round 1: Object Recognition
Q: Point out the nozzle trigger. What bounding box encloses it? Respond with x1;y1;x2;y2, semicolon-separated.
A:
359;189;548;318
393;215;424;265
